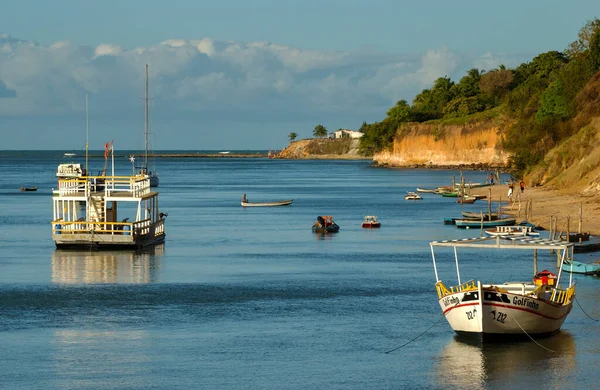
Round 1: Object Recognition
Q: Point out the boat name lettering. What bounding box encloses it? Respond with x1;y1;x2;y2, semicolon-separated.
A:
442;296;460;307
512;296;539;310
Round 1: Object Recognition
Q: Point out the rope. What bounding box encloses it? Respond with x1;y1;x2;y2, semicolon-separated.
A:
497;301;555;353
575;295;600;322
384;314;445;354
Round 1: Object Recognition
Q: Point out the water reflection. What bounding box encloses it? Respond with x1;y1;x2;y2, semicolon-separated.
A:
51;244;163;284
436;332;576;389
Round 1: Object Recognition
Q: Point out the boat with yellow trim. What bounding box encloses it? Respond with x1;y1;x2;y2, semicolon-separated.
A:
431;235;575;342
51;145;166;250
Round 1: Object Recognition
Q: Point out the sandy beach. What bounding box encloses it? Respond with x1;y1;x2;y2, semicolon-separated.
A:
470;184;600;236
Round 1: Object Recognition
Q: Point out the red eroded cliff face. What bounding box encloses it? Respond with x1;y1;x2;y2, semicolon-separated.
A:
372;122;510;168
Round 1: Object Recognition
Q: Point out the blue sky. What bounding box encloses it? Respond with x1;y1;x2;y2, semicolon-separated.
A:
0;0;598;150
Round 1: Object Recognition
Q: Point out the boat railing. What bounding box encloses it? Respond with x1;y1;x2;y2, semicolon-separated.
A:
57;175;150;197
435;280;477;299
52;219;134;235
549;284;576;305
52;218;162;238
104;175;150;197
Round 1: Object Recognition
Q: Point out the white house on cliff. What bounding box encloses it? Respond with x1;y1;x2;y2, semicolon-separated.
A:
329;129;364;139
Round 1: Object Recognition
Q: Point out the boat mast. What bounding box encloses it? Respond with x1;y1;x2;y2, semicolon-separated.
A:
85;93;89;175
144;64;149;172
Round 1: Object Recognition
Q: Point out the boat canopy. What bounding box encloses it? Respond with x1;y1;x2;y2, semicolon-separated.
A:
430;235;574;290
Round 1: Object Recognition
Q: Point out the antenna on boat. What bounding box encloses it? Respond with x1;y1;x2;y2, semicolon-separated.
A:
85;93;89;175
145;64;149;173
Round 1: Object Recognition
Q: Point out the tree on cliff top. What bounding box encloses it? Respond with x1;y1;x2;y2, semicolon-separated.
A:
313;125;327;138
289;132;298;141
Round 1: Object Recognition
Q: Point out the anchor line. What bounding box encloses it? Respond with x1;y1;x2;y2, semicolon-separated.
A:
384;314;445;354
575;295;599;322
497;301;555;353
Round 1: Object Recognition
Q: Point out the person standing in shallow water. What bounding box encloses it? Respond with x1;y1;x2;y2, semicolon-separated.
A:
489;173;494;185
520;179;525;193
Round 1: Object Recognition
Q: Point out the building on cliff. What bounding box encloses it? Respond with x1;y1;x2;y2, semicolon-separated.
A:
330;129;364;139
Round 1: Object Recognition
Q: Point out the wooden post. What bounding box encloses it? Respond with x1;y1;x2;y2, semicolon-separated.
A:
480;212;484;236
488;188;492;219
529;199;533;221
497;196;501;218
579;203;583;234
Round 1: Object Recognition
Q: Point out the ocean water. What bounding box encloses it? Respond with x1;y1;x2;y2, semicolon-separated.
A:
1;152;600;389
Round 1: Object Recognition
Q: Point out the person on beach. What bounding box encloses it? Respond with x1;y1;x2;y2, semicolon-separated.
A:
520;179;525;193
508;179;514;200
489;173;494;185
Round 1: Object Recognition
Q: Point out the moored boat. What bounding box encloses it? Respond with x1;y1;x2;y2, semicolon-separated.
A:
455;218;516;229
51;144;166;250
362;215;381;228
441;192;459;198
312;215;339;233
561;259;600;275
431;236;576;341
241;199;293;207
485;225;540;237
461;211;500;220
416;188;437;193
456;196;476;204
20;186;38;192
405;191;423;200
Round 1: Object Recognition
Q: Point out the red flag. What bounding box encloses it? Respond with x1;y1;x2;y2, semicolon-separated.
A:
104;142;110;159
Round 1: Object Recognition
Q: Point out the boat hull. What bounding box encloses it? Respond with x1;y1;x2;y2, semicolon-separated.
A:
361;222;381;228
461;212;499;220
438;286;573;337
561;261;600;275
455;218;516;228
241;199;293;207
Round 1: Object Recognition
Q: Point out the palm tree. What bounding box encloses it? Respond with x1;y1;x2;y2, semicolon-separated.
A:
313;124;327;138
289;132;298;141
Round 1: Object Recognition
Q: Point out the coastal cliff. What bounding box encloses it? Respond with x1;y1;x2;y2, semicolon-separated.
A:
277;138;365;159
373;120;510;168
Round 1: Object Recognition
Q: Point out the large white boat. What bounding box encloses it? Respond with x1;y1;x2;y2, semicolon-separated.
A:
51;146;166;249
431;235;575;342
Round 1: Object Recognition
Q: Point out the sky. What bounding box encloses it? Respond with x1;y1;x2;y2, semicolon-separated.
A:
0;0;598;150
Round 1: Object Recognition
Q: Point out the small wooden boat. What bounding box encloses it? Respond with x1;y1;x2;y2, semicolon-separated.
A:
485;225;540;237
431;236;575;341
443;217;458;225
561;260;600;275
441;192;459;197
461;211;500;220
241;199;293;207
20;187;38;192
454;218;516;229
456;196;476;204
405;191;422;200
312;216;339;233
362;215;381;228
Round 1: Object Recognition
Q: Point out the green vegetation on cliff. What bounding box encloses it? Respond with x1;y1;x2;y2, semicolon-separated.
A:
359;18;600;177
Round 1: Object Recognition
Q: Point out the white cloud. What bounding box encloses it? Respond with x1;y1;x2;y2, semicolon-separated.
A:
0;34;531;121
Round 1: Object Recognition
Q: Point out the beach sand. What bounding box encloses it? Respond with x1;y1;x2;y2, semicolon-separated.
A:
470;184;600;235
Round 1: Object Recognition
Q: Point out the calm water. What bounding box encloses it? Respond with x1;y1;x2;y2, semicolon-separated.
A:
1;152;600;389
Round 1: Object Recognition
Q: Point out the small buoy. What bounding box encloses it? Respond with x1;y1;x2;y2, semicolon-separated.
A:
466;226;470;229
